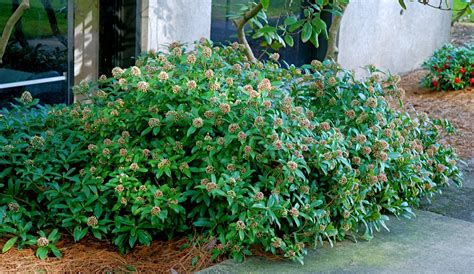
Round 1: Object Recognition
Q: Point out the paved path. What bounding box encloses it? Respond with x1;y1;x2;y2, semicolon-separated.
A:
202;211;474;273
202;160;474;273
421;158;474;223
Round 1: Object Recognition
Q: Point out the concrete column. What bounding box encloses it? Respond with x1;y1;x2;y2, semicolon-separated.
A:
141;0;212;52
74;0;100;85
337;0;452;76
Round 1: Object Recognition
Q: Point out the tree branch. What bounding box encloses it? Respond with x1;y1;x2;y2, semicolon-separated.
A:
0;0;30;64
325;3;347;61
233;2;263;63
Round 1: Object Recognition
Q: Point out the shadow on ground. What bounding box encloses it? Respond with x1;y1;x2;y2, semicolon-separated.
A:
201;210;474;273
421;158;474;223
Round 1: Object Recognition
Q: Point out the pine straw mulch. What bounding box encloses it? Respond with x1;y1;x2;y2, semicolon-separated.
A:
0;234;285;273
398;69;474;160
451;22;474;47
0;235;221;273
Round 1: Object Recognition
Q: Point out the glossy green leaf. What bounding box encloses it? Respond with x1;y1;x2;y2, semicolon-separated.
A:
2;237;18;253
301;22;312;43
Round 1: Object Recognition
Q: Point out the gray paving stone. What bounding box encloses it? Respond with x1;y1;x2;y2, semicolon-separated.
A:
201;211;474;273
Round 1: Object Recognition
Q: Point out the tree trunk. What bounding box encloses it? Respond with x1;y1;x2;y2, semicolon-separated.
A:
233;2;263;63
41;0;60;36
325;4;347;61
12;0;28;48
40;0;67;46
0;0;30;63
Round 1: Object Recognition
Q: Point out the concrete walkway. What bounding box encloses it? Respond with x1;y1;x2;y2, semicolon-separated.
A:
201;160;474;273
421;158;474;223
201;211;474;273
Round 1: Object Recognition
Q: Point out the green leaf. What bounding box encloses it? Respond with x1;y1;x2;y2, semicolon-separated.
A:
193;218;213;227
398;0;407;9
50;245;62;258
48;229;59;242
238;230;245;241
312;17;328;39
301;23;312;43
141;127;151;136
36;246;49;260
92;229;103;240
187;126;197;137
73;227;88;242
258;25;276;34
310;31;319;48
284;16;298;26
137;230;152;245
2;237;18;253
164;167;172;177
129;234;137;248
183;168;191;178
192;256;199;266
288;20;304;32
261;0;270;10
0;167;12;178
284;34;294;47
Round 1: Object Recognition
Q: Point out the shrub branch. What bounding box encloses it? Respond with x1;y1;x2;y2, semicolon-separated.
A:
325;3;347;61
233;2;263;63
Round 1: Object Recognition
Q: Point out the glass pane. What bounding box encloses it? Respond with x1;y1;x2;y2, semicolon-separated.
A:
99;0;137;76
0;0;68;108
211;0;329;66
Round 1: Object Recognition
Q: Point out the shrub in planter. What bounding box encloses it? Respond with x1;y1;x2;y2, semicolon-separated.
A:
422;43;474;90
0;41;462;263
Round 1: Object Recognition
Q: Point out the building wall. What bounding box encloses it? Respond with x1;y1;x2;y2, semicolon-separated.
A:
74;0;100;86
338;0;452;76
71;0;453;89
141;0;212;52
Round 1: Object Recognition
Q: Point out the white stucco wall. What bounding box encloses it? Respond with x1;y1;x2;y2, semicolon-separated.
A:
142;0;212;52
338;0;452;75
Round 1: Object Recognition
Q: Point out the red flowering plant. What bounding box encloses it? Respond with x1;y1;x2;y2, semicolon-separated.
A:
0;40;463;263
422;43;474;91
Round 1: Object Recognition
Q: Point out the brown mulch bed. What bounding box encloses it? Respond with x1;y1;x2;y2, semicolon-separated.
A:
399;69;474;160
451;22;474;47
0;236;219;273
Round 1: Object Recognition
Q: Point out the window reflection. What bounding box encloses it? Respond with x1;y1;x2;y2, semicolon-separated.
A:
0;0;68;108
211;0;329;66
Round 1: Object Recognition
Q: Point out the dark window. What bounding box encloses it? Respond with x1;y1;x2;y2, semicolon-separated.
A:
99;0;139;76
211;0;330;66
0;0;71;108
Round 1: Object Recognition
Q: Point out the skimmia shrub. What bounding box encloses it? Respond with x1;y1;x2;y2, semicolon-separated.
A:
422;43;474;90
0;40;462;263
